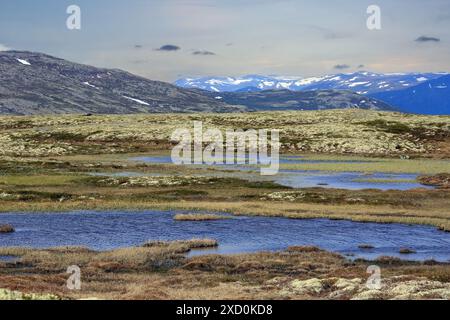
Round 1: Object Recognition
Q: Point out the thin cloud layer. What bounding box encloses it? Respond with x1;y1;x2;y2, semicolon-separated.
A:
334;64;351;70
0;44;11;51
192;50;216;56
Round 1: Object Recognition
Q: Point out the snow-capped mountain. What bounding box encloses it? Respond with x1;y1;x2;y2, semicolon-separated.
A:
175;72;447;95
175;72;450;114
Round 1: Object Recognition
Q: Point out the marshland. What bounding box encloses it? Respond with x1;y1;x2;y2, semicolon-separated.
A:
0;109;449;300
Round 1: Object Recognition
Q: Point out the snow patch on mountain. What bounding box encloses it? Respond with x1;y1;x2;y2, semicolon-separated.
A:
16;58;31;66
122;96;150;106
82;82;99;89
175;72;448;95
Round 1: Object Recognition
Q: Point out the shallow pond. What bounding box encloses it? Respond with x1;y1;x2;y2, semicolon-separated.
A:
275;171;427;190
0;211;449;262
129;156;429;191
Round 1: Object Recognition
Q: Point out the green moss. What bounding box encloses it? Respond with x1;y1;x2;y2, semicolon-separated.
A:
359;119;411;134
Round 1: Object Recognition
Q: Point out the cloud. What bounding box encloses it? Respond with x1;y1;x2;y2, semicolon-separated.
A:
334;64;350;70
0;43;11;51
192;50;216;56
156;44;180;51
415;36;440;43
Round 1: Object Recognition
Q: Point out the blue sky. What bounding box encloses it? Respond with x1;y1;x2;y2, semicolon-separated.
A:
1;0;449;81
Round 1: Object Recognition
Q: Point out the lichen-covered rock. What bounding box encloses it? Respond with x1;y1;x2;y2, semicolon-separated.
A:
388;280;450;299
351;289;385;300
96;176;217;187
290;278;325;295
0;288;60;300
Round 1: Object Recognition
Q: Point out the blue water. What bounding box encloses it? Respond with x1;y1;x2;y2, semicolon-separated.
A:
130;155;374;165
128;155;428;191
0;211;449;262
275;171;428;190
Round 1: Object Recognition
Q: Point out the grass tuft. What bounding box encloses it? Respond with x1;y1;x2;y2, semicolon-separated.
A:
0;224;15;233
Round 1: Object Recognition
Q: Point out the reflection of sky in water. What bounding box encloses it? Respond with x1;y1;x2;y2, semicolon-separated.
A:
1;211;449;262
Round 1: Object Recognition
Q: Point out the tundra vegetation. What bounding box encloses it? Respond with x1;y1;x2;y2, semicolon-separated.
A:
0;109;449;300
0;242;449;300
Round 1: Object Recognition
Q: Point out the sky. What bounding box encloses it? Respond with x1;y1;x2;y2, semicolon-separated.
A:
1;0;449;82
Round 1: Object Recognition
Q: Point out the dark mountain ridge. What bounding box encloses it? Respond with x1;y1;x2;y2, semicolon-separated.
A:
0;51;243;115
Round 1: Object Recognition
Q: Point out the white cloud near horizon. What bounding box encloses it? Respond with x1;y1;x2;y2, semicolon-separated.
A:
0;43;11;51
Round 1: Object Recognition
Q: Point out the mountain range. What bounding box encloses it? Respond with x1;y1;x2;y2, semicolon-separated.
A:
199;89;392;111
176;72;450;115
1;51;448;115
0;51;391;115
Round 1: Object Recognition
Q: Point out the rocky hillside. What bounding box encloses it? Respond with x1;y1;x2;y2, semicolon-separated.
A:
0;51;243;115
204;89;393;111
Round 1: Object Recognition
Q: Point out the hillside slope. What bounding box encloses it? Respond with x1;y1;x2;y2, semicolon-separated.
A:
370;75;450;115
205;89;393;111
0;51;243;115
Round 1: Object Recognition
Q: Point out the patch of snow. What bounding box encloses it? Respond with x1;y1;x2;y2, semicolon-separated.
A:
294;77;325;86
214;96;223;100
16;58;31;66
349;81;370;87
328;76;342;81
231;79;252;85
123;96;150;106
82;82;98;89
276;82;292;89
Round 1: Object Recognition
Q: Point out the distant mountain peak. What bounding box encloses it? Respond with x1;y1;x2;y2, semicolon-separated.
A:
175;72;448;95
175;72;450;114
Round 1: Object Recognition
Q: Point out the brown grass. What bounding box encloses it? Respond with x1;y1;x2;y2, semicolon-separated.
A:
143;239;218;250
0;241;449;300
